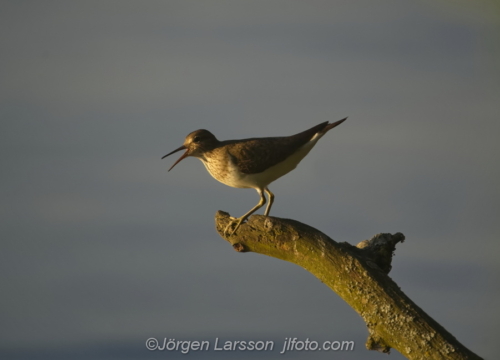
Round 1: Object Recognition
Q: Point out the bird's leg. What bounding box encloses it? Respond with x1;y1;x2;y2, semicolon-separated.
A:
225;188;266;236
263;187;274;216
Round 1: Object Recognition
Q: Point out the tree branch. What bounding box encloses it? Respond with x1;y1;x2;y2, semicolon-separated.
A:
215;211;483;360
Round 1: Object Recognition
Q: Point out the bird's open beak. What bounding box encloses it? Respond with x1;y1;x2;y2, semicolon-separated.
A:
161;145;189;171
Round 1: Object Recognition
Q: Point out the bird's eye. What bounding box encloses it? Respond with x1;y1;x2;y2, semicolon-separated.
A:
193;136;201;143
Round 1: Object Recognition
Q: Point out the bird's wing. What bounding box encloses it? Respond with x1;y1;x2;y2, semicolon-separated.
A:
228;121;330;174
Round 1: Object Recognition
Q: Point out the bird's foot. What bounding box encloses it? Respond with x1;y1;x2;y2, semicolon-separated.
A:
224;216;246;237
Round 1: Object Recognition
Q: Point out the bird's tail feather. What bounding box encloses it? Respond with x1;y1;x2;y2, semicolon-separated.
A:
322;117;348;134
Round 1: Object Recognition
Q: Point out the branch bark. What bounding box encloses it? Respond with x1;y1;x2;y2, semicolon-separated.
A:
215;211;483;360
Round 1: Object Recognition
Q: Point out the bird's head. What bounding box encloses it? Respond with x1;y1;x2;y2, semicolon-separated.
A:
162;129;219;171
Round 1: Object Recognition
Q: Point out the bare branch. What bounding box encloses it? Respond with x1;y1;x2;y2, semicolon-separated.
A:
215;211;483;360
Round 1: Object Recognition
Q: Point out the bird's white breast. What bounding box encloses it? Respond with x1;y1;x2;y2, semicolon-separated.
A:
199;153;249;188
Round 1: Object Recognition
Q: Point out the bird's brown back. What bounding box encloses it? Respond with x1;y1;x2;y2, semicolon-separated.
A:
220;121;330;174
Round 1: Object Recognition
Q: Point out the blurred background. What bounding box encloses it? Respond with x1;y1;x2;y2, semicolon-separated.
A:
1;1;498;359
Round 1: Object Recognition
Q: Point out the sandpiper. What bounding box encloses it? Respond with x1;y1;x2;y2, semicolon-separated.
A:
162;118;347;235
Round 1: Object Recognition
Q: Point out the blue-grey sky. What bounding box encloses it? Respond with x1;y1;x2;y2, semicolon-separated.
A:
1;1;499;359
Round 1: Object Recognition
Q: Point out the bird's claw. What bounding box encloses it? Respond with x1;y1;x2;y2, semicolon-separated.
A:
224;216;245;237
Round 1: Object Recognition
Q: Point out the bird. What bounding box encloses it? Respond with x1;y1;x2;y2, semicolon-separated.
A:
162;118;347;235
